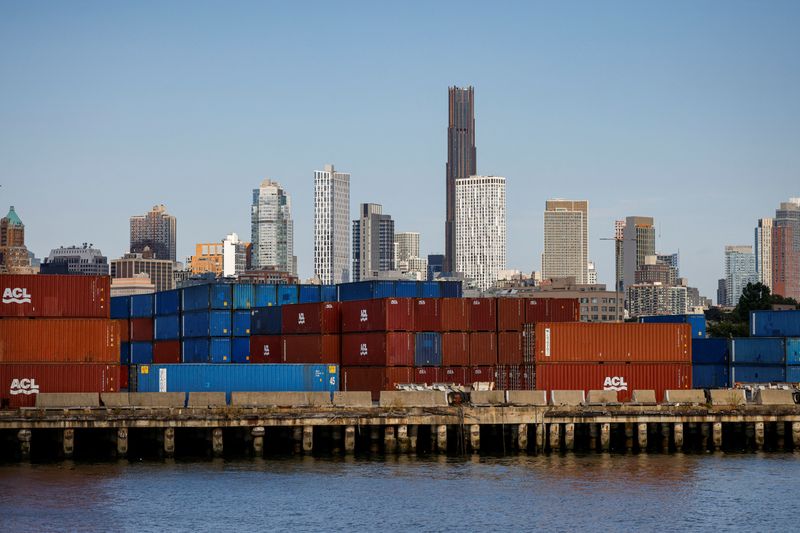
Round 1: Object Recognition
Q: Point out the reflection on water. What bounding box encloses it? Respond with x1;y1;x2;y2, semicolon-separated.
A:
0;454;796;531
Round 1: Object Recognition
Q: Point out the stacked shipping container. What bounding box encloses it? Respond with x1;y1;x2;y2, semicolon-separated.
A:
0;274;121;407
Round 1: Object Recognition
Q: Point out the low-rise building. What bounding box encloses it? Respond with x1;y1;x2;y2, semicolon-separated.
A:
111;250;175;292
110;273;155;296
40;244;109;275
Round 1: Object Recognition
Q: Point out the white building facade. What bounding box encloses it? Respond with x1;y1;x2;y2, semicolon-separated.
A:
314;164;350;284
755;217;773;290
222;233;249;277
725;245;758;306
542;199;588;283
455;175;506;292
251;179;295;275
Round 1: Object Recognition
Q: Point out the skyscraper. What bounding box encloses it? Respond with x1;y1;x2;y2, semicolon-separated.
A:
614;219;625;293
251;179;295;275
0;206;33;274
772;199;800;300
314;164;350;284
394;232;420;264
352;203;395;282
455;175;506;291
445;86;476;274
622;216;656;294
130;205;177;262
542;199;589;283
755;217;774;290
724;245;758;307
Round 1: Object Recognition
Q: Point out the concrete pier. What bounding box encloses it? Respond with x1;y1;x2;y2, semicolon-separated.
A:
3;389;800;461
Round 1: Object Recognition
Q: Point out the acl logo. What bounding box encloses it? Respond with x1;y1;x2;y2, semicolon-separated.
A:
263;345;270;356
2;287;31;304
360;343;368;357
359;310;368;322
603;376;628;391
297;312;306;325
10;378;39;395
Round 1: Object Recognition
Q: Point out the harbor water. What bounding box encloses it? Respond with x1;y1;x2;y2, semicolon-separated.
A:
0;454;796;531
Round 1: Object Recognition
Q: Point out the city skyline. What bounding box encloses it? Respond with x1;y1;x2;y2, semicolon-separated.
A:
2;3;799;297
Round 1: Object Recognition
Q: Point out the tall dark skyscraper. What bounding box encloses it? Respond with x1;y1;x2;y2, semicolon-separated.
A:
445;86;476;274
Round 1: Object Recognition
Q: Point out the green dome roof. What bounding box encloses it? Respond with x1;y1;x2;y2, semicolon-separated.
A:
4;206;23;226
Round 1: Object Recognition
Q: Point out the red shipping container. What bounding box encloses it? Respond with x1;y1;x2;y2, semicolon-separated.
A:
0;319;120;363
0;274;110;318
536;362;692;402
341;366;414;401
120;365;129;391
525;298;580;323
153;340;181;364
129;318;154;342
116;319;130;343
281;302;341;335
498;332;523;365
341;332;414;366
495;364;535;390
441;366;469;385
535;322;692;363
467;298;496;331
250;335;283;364
442;332;469;366
520;364;535;390
341;298;414;332
469;366;495;385
0;363;121;409
497;298;526;331
469;332;497;365
440;298;469;331
282;334;341;364
414;366;439;384
413;298;441;331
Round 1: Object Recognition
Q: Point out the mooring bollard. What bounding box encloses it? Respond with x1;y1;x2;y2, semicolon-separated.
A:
251;427;265;455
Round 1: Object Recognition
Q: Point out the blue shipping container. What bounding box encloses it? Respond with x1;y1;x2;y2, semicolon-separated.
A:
251;307;282;335
182;338;210;363
440;281;462;298
154;314;180;341
692;364;730;389
255;284;277;307
730;338;786;365
415;332;442;366
130;294;154;318
181;283;232;311
232;337;250;363
134;364;338;400
786;366;800;382
395;281;417;298
731;364;786;384
277;285;298;305
130;342;153;364
210;337;231;363
299;285;321;303
120;342;131;365
182;310;231;337
787;338;800;366
338;281;396;302
419;281;441;299
692;338;729;365
639;314;706;339
751;310;800;337
155;289;181;316
321;285;338;302
232;310;251;336
111;296;131;319
232;284;255;310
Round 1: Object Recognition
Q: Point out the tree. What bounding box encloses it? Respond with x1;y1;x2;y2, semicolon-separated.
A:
734;282;772;322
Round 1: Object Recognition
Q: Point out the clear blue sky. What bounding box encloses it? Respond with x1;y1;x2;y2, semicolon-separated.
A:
1;1;798;298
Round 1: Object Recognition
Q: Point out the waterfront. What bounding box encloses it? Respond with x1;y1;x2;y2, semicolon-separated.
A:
0;453;796;531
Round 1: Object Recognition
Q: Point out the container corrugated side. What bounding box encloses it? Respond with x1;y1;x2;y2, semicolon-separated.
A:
0;364;121;408
153;340;181;364
116;319;130;343
497;298;525;331
232;337;250;363
750;310;800;337
440;281;462;298
418;281;441;299
470;366;495;384
251;306;282;335
134;364;337;399
341;366;413;401
209;338;231;363
414;366;439;384
441;366;469;385
341;332;414;366
442;332;469;366
414;332;442;366
341;298;414;332
232;284;255;310
283;335;341;364
120;342;130;365
281;302;341;335
130;342;153;364
321;285;338;302
0;274;110;318
249;335;283;363
787;338;800;365
525;298;581;323
692;338;729;364
130;294;154;318
498;332;523;365
469;332;497;365
298;285;321;303
277;285;298;305
0;319;120;363
692;364;730;389
730;338;786;365
536;363;692;402
130;318;154;342
155;289;181;316
440;298;469;331
468;298;497;331
534;322;691;363
181;310;231;337
255;284;277;307
181;284;231;311
413;298;442;331
111;296;130;319
154;314;180;340
730;364;786;384
232;310;251;336
639;314;707;339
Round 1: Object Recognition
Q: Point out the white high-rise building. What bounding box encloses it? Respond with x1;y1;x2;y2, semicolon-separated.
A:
542;199;588;283
222;233;249;277
622;216;656;294
455;175;506;291
314;164;350;284
755;217;774;290
395;232;420;264
587;261;597;284
251;179;295;275
724;245;758;306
